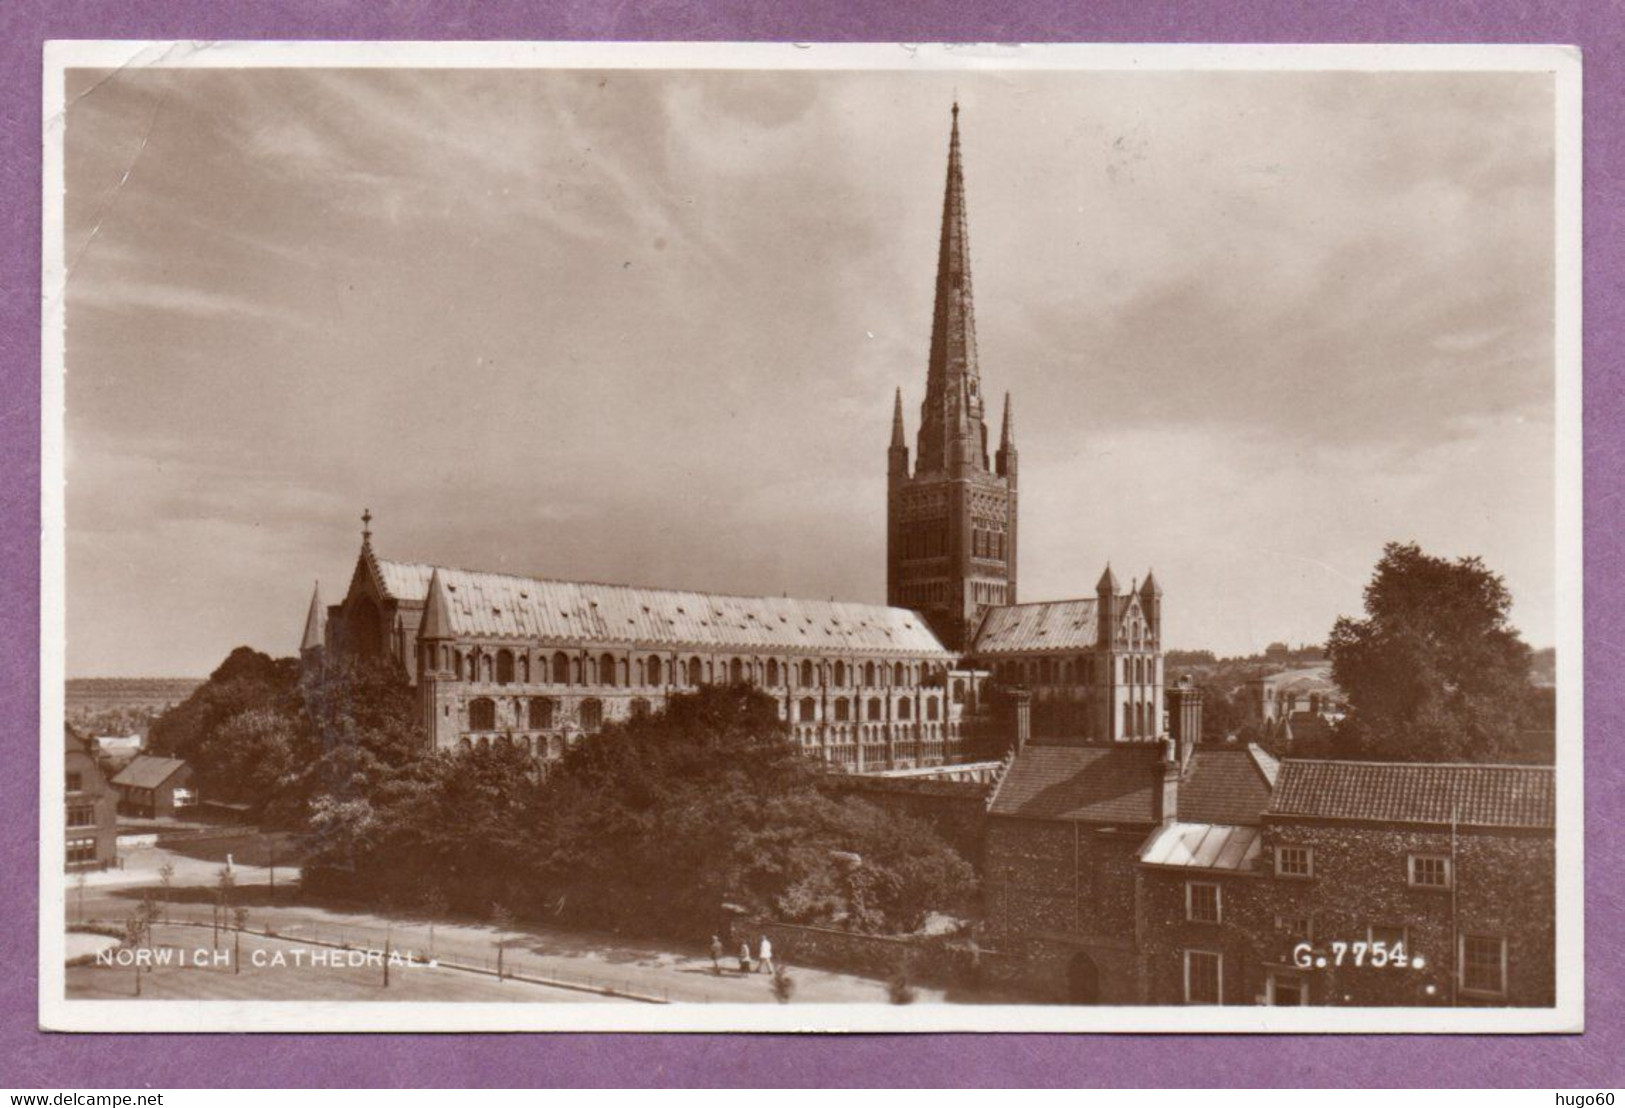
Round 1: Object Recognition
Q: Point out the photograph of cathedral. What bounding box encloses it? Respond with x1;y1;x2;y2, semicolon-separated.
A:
43;44;1579;1034
309;104;1163;770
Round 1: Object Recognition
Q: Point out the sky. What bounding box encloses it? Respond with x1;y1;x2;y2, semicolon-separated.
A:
60;65;1558;677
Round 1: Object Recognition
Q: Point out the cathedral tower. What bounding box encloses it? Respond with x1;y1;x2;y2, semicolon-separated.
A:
887;104;1018;651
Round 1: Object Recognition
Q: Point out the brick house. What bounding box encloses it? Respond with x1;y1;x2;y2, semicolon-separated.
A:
982;689;1278;1004
1134;744;1281;1005
111;754;196;819
1258;760;1555;1008
65;726;118;870
982;690;1556;1006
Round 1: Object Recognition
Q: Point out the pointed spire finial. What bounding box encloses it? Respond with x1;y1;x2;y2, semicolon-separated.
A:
301;580;326;654
361;507;373;548
1000;390;1015;449
421;567;455;641
891;387;906;449
915;99;986;475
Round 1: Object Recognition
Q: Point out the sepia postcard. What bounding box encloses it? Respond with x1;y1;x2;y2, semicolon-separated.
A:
38;40;1583;1034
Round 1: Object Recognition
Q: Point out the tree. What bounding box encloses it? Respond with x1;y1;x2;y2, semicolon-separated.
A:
148;647;299;763
1328;543;1537;763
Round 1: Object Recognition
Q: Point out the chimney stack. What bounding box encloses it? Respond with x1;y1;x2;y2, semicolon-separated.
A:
1158;735;1180;823
1168;674;1204;767
1011;687;1032;755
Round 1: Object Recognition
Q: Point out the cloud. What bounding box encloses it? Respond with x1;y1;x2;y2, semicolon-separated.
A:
58;66;1559;675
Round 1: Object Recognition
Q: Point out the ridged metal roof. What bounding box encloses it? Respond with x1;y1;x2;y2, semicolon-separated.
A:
379;559;951;655
971;597;1099;654
1139;822;1263;872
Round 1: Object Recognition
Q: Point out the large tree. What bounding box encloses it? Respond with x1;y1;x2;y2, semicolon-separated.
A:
1327;542;1537;762
302;685;977;938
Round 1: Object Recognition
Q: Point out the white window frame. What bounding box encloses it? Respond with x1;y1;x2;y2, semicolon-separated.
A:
1185;880;1222;924
1459;933;1508;998
66;837;97;864
1366;923;1410;948
1407;853;1453;889
1183;949;1224;1005
1275;845;1314;879
1266;971;1309;1006
1275;913;1313;942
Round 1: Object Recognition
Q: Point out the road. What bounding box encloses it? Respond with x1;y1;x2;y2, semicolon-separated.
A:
65;839;941;1005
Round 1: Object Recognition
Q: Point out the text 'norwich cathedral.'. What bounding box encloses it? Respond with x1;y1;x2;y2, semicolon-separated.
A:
299;106;1168;772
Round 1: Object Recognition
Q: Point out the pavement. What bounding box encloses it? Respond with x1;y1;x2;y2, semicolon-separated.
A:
66;838;945;1005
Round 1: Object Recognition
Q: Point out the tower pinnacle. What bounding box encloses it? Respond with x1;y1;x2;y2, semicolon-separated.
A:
891;387;906;450
300;581;326;655
915;103;987;476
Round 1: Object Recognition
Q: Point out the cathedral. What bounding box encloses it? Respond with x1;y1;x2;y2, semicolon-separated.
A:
300;105;1166;771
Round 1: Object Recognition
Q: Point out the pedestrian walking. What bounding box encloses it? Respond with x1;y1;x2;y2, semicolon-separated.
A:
738;940;753;974
710;934;724;976
758;934;775;975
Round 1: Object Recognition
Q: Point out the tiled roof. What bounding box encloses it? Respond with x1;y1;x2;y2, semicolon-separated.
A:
1179;746;1278;826
1140;822;1262;872
380;560;952;655
1269;761;1555;829
987;744;1163;823
988;741;1280;826
971;598;1099;655
111;755;190;790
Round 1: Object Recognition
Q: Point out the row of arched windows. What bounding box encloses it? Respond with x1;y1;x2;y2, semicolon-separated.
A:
794;696;939;724
431;643;945;692
466;695;632;734
989;653;1162;688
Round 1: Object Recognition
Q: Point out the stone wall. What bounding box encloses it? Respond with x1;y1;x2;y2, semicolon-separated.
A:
821;776;991;867
981;818;1150;1002
1259;820;1555;1007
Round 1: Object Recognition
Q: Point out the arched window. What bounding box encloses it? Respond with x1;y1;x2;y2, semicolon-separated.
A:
688;656;704;685
529;698;554;729
580;698;604;731
953;679;966;704
833;699;851;722
454;652;466;681
798;697;818;723
468;698;496;731
552;651;570;684
767;659;780;687
894;662;907;686
799;660;815;687
867;697;883;721
631;698;651;720
729;657;744;684
496;650;515;685
927;697;942;721
596;653;616;688
480;654;494;683
834;661;847;687
864;662;877;686
898;697;913;721
648;656;663;686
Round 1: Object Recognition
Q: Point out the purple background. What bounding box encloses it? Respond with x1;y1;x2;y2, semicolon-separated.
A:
4;1;1618;1089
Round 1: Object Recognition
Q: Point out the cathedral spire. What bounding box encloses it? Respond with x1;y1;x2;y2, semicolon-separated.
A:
300;581;326;654
891;387;906;450
999;391;1015;450
915;102;987;476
